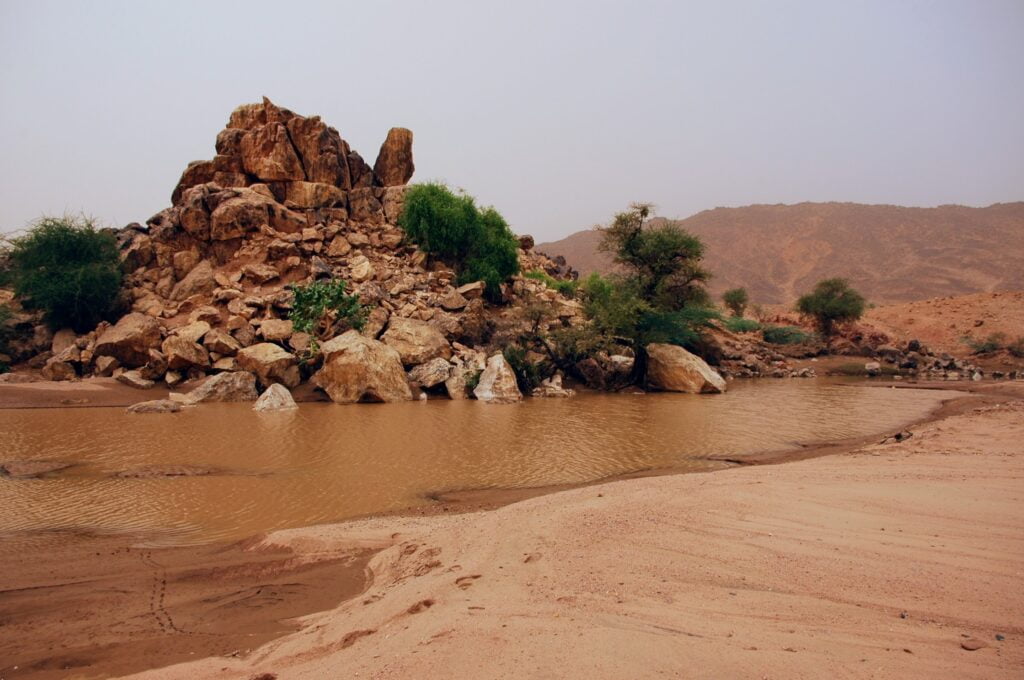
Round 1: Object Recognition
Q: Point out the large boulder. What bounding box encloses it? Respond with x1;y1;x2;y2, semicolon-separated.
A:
94;313;162;367
381;317;451;367
126;399;181;415
372;127;414;186
209;192;270;241
185;371;258;403
312;330;413;403
645;343;727;394
170;260;215;302
161;336;211;371
236;343;300;388
473;353;522;404
253;383;298;412
408;357;451;388
285;116;351;188
240;122;305;181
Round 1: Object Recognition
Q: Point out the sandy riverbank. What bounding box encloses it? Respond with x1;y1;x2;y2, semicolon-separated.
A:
107;383;1023;680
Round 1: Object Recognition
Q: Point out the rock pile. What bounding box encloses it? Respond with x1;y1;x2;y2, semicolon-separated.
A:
11;98;588;402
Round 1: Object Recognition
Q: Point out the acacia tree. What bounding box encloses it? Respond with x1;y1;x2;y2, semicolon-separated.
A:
796;278;866;335
722;287;749;317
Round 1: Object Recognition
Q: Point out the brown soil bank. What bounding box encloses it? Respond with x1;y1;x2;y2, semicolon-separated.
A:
122;385;1023;679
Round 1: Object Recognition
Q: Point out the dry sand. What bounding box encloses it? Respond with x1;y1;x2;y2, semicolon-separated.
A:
120;385;1024;680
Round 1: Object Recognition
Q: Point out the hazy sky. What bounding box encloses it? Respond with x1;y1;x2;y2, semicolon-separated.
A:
1;0;1022;242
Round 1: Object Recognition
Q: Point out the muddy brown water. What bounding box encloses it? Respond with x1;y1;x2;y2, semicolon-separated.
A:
0;380;953;546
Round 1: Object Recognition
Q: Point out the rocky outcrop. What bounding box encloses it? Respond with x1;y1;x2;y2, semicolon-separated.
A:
253;383;298;411
313;330;412;403
645;343;726;394
236;343;300;388
373;128;415;186
94;314;162;367
126;399;182;414
473;354;522;404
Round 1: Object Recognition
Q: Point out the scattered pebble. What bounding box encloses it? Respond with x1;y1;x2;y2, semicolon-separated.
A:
961;638;987;651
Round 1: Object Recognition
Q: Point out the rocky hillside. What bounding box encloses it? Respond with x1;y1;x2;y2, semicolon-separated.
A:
537;202;1024;304
1;98;586;402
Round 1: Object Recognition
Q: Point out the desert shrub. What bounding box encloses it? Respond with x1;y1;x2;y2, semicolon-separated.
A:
289;279;367;354
524;270;579;297
0;304;11;373
762;324;813;345
8;216;122;332
398;183;519;300
503;344;553;392
964;332;1007;355
724;317;761;333
722;287;749;317
1008;337;1024;358
795;278;866;335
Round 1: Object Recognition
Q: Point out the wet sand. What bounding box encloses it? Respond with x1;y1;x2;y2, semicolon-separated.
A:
1;382;1021;678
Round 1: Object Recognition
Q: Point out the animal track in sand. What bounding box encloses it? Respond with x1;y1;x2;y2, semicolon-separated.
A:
455;574;482;590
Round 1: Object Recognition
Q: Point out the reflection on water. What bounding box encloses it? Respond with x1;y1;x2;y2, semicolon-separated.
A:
0;380;952;545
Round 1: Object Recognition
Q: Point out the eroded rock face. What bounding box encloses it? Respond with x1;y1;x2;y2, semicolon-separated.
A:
253;383;298;411
313;330;412;403
645;343;726;394
373;127;414;186
473;353;522;404
382;317;451;367
185;371;258;403
236;343;300;388
95;313;162;367
241;122;305;182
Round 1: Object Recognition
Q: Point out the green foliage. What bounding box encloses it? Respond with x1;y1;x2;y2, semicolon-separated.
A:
399;183;520;300
524;270;579;297
762;324;813;345
722;287;749;317
964;332;1007;355
795;278;866;335
1007;337;1024;358
288;279;367;355
0;303;11;372
724;317;761;333
597;203;710;310
503;345;553;392
465;369;483;391
7;216;122;332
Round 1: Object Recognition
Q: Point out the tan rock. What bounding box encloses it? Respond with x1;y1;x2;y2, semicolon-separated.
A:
281;181;346;209
438;289;469;311
348;187;384;225
350;256;374;282
184;371;258;403
212;356;237;372
172;321;210;344
203;329;241;356
444;369;469;400
382;317;452;366
285;115;351;188
240;122;305;181
456;281;485;299
116;370;156;390
242;262;280;284
209;192;270;241
408;357;451;388
95;313;162;367
172;249;201;280
312;330;412;403
41;357;76;381
327;235;352;257
473;353;522;403
51;328;77;355
382;186;409;224
94;355;120;377
178;185;211;240
162;336;211;371
373;127;415;186
259;318;293;342
253;383;298;412
236;343;300;388
170;260;215;302
126;399;181;414
645;343;727;394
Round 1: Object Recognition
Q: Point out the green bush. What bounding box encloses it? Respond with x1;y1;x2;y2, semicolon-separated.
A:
1007;337;1024;358
8;216;122;331
503;345;553;392
795;278;866;335
964;332;1006;355
722;287;749;317
724;317;761;333
288;279;367;354
0;304;10;373
524;270;579;297
398;183;520;300
762;324;813;345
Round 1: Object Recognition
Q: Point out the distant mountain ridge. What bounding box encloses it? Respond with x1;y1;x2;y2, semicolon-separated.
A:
536;202;1024;304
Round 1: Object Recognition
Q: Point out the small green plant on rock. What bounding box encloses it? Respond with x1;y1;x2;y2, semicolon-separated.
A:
524;270;579;298
762;324;813;345
724;317;761;333
7;215;122;332
288;279;367;355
